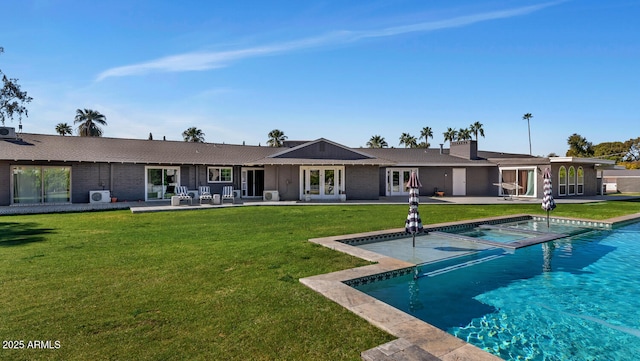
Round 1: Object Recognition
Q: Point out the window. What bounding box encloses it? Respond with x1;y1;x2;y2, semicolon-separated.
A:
558;166;567;196
499;167;536;197
577;166;584;195
568;166;576;195
208;167;233;183
12;166;71;204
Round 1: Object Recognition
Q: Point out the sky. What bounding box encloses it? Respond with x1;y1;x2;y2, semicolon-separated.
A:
1;0;638;156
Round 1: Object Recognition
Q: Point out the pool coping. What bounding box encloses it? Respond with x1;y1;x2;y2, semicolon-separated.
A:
300;212;640;361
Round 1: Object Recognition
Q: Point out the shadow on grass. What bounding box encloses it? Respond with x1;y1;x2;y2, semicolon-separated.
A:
0;222;54;246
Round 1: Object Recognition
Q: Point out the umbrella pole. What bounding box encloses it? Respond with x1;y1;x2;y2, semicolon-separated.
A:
547;210;550;228
412;233;415;248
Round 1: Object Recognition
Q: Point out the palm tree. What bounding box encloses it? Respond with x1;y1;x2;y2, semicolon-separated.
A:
182;127;205;142
55;123;72;136
74;108;107;137
470;121;485;140
419;127;433;148
267;129;287;147
443;127;457;144
457;128;472;140
523;113;533;155
399;133;418;148
366;135;388;148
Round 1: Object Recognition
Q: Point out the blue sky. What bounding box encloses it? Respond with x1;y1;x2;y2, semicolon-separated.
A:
1;0;638;156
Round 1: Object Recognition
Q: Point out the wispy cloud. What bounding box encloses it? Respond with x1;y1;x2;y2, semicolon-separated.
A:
96;1;562;81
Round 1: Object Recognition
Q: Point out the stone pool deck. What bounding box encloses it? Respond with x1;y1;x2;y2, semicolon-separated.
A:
300;213;640;361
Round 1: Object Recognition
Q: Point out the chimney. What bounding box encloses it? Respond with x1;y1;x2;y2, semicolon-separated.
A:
450;140;478;160
439;144;444;154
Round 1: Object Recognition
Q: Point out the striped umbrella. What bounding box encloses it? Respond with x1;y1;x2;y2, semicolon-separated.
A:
541;167;557;227
405;171;423;247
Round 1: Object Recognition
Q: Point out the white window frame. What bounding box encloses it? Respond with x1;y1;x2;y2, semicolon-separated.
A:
558;166;567;196
208;167;233;183
577;166;584;195
498;166;537;198
568;166;576;195
145;166;180;201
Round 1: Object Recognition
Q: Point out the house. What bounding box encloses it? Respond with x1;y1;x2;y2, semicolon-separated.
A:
0;127;616;206
599;169;640;193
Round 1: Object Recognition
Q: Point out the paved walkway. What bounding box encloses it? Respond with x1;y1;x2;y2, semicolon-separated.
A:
1;195;637;216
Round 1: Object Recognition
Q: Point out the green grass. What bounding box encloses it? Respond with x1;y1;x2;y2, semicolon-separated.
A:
1;201;639;360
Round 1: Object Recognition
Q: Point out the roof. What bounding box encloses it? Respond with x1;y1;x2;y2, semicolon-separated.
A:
1;133;547;168
601;169;640;177
1;133;277;165
363;147;541;167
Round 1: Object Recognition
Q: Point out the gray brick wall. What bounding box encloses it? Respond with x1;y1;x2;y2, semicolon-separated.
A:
345;166;379;200
0;162;10;206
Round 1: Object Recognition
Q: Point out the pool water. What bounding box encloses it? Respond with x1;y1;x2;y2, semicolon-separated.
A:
355;222;640;360
452;228;536;243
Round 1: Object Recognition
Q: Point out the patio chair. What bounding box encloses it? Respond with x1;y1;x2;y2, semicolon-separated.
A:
175;185;192;205
199;186;213;204
222;185;234;204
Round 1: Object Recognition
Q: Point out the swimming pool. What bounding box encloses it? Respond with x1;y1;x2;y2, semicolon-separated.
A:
354;221;640;360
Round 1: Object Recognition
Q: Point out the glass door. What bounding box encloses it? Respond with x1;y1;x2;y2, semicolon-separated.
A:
146;167;179;200
12;166;71;204
241;169;265;197
387;169;412;196
301;167;344;200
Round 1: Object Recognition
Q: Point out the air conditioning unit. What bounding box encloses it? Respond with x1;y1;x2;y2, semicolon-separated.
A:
187;189;199;200
0;127;17;139
89;190;111;203
233;190;242;199
263;190;279;201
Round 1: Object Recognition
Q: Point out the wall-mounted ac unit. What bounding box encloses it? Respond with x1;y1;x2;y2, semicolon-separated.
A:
187;189;199;200
263;190;279;201
0;127;17;139
89;190;111;203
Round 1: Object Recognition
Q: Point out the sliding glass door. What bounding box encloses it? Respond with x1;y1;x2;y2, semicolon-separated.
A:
146;167;180;200
12;166;71;204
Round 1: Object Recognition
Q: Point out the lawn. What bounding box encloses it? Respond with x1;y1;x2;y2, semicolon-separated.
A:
1;201;639;360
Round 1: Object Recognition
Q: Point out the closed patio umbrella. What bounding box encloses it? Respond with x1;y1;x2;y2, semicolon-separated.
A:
541;167;557;227
405;171;424;247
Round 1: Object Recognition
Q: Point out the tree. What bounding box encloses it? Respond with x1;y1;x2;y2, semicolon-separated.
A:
566;133;594;157
366;135;388;148
0;47;33;126
419;127;433;148
470;121;485;140
523;113;533;155
457;128;472;140
267;129;287;147
55;123;72;136
399;132;417;148
443;127;457;144
74;108;107;137
182;127;205;142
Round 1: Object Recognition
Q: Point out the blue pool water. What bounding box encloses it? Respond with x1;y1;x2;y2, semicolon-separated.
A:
452;228;536;243
356;221;640;360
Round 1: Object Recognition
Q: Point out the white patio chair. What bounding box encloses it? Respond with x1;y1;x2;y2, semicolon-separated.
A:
175;185;192;205
199;186;213;204
222;185;234;204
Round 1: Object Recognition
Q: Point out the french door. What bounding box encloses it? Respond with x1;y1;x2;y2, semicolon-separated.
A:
386;169;413;196
300;166;344;200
